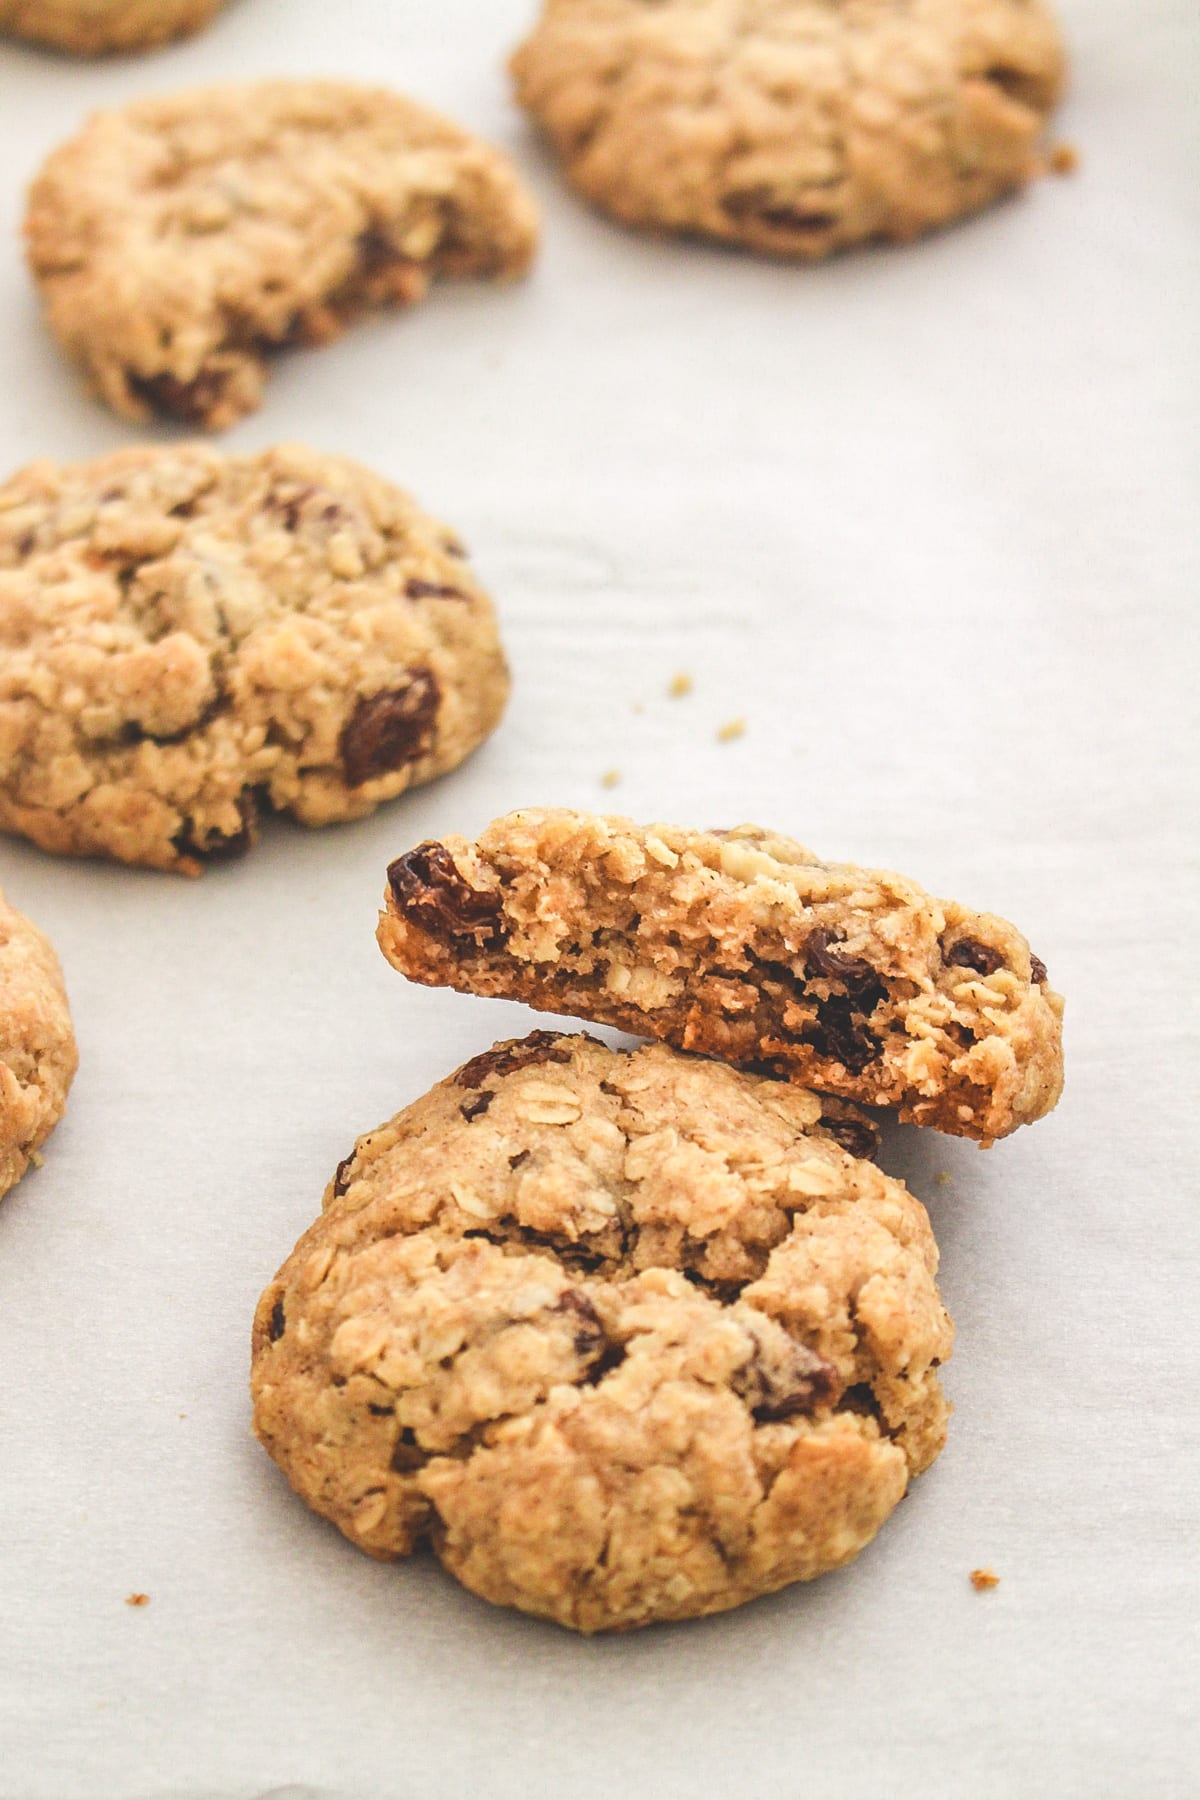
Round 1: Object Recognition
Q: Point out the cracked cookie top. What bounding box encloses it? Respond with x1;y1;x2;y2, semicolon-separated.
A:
0;445;509;873
0;0;228;56
379;809;1065;1143
26;79;540;427
0;886;77;1201
512;0;1066;257
252;1033;952;1633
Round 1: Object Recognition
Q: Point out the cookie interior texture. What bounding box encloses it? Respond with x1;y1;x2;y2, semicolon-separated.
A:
379;810;1064;1143
512;0;1066;256
26;80;540;427
0;446;509;873
252;1033;952;1633
0;886;77;1199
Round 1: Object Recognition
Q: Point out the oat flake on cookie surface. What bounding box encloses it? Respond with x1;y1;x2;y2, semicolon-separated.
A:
0;0;227;56
252;1033;953;1633
511;0;1066;257
0;886;77;1201
379;810;1064;1143
0;445;509;874
26;80;540;428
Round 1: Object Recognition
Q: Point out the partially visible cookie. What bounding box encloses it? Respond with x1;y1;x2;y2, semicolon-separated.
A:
0;445;509;873
0;887;77;1200
511;0;1066;257
252;1033;952;1632
26;81;540;428
379;810;1064;1143
0;0;226;55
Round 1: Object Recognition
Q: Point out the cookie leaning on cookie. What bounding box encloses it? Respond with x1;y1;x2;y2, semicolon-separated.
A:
0;446;509;873
512;0;1067;257
25;80;540;429
252;1033;953;1633
0;0;226;55
378;810;1064;1144
0;886;77;1201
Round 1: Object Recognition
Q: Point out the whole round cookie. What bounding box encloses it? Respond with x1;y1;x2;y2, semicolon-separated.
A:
0;446;509;873
0;0;226;55
26;81;540;428
511;0;1066;257
0;886;77;1200
252;1033;953;1633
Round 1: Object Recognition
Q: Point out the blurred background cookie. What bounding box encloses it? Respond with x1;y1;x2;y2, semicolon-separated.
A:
0;0;228;55
512;0;1066;257
26;80;540;426
0;885;76;1201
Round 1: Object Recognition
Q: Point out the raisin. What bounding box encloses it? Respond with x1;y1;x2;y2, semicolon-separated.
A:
509;1149;531;1170
820;1115;877;1161
405;577;466;601
553;1289;605;1354
340;672;440;786
387;842;505;947
460;1090;494;1122
736;1340;837;1423
455;1031;572;1089
804;928;879;995
267;1296;286;1343
390;1428;429;1474
129;370;230;424
173;792;258;864
1030;954;1048;985
723;190;836;234
332;1153;357;1197
807;996;882;1074
945;937;1004;978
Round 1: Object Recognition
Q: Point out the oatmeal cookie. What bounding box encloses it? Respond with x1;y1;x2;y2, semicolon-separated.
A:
0;0;226;55
0;887;77;1200
26;80;540;428
511;0;1066;257
251;1033;952;1632
379;811;1064;1143
0;445;509;873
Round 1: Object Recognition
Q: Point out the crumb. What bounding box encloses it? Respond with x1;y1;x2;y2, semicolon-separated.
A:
125;1592;150;1607
668;672;694;699
178;1412;187;1420
29;1149;44;1169
935;1171;951;1188
631;703;644;716
1049;143;1079;175
716;718;746;744
970;1569;1000;1591
600;770;621;790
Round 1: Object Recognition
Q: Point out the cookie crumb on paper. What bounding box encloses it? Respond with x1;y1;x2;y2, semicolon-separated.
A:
125;1593;150;1607
970;1568;1000;1591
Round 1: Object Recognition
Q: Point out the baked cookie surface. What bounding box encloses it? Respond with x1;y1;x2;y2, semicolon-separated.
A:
0;887;77;1200
251;1033;952;1632
26;80;539;427
0;446;509;873
0;0;225;55
512;0;1066;256
379;810;1064;1143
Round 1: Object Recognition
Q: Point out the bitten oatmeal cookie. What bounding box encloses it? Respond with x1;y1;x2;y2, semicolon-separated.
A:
252;1033;952;1633
0;446;509;873
26;81;540;428
511;0;1066;257
0;887;77;1200
379;811;1064;1143
0;0;227;55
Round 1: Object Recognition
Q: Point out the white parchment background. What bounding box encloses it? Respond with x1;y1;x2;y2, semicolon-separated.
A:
0;3;1196;1796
